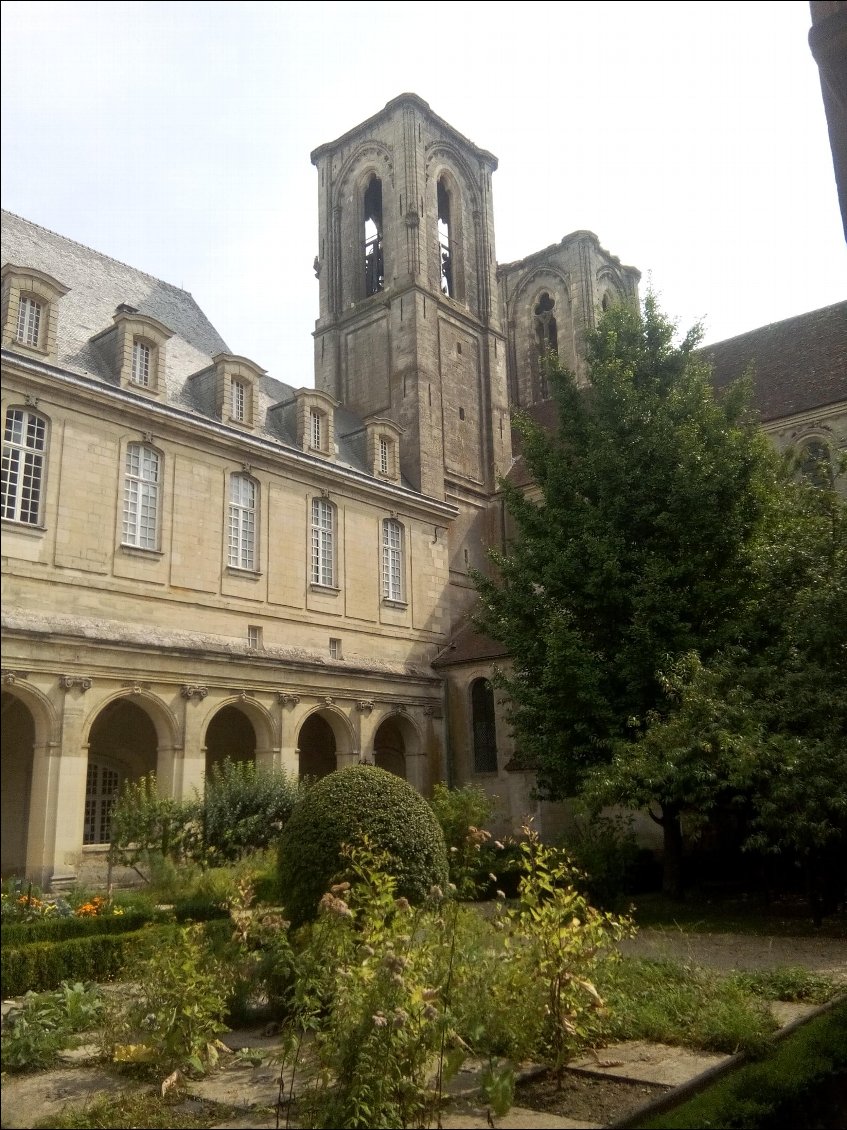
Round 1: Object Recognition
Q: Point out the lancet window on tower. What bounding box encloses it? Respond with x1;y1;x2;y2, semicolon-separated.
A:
363;174;384;297
533;292;558;400
437;178;454;297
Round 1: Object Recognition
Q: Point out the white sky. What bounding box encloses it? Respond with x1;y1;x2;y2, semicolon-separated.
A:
2;1;844;388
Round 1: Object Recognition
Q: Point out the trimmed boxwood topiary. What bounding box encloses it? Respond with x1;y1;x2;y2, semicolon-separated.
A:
277;765;449;926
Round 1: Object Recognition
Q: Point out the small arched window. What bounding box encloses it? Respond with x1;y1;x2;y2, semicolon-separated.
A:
382;518;405;602
131;339;153;387
471;678;497;773
228;474;257;570
123;443;161;550
17;295;43;348
363;174;384;297
2;406;48;525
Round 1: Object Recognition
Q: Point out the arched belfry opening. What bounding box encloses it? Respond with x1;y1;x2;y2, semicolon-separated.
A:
86;699;158;845
2;692;35;876
364;174;384;297
437;177;455;298
205;705;257;773
298;712;337;780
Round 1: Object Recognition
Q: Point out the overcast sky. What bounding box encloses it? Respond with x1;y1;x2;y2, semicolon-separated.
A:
2;1;844;388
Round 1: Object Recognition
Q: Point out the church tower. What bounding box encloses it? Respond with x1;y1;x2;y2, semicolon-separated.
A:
311;95;512;621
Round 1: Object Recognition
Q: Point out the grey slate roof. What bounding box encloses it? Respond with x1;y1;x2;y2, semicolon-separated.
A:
0;211;382;480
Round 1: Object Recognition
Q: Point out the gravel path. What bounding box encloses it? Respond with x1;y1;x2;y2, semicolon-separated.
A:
619;927;847;978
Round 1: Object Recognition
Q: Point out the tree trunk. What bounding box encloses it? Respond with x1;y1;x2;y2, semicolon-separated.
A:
661;809;684;899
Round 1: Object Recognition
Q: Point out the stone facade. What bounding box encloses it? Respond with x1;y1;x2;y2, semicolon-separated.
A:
2;94;845;886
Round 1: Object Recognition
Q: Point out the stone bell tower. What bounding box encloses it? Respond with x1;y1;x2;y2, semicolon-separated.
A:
311;95;512;621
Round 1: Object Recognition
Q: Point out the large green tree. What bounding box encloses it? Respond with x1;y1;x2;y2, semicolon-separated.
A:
473;296;788;894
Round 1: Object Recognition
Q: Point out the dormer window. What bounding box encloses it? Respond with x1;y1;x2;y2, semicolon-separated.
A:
379;435;390;475
365;416;402;480
91;310;172;395
17;296;42;347
2;264;69;363
131;340;152;387
293;388;338;458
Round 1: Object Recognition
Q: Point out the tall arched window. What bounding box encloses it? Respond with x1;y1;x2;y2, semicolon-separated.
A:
471;678;497;773
534;292;558;400
311;496;335;587
228;474;257;570
382;518;405;602
2;406;48;525
798;438;835;490
123;443;160;549
363;174;384;296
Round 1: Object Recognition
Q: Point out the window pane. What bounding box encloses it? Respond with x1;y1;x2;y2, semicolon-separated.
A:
2;407;46;524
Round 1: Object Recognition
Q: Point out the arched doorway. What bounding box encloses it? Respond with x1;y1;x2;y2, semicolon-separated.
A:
1;692;35;877
373;716;407;779
205;705;257;773
86;699;158;846
298;713;337;780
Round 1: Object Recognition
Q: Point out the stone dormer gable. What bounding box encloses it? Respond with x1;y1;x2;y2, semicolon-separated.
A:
364;416;403;481
188;353;266;429
294;387;339;459
2;263;69;364
90;306;174;396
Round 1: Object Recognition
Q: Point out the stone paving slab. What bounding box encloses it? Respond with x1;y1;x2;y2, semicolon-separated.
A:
769;999;820;1027
440;1106;601;1129
568;1040;729;1087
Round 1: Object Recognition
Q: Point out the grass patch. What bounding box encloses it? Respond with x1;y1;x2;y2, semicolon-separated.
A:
728;966;837;1004
594;958;779;1056
34;1090;249;1129
635;1001;847;1128
631;892;847;938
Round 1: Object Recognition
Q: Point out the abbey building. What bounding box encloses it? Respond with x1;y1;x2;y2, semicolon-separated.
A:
2;94;843;887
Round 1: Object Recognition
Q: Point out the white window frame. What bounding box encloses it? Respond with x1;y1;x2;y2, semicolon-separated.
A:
228;473;257;570
382;517;405;602
247;624;262;649
231;378;247;423
329;637;342;659
122;442;161;550
310;408;323;451
83;759;122;845
311;496;335;587
2;407;47;525
16;295;42;347
379;435;390;475
131;339;152;387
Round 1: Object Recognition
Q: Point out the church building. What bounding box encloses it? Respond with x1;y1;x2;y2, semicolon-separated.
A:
2;94;843;888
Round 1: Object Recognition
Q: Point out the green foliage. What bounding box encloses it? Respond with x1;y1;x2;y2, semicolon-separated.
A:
506;826;632;1072
428;783;499;898
2;981;104;1072
2;925;164;996
199;758;300;865
277;765;449;927
107;924;233;1074
559;812;640;909
639;1002;847;1129
108;773;196;871
474;295;774;801
34;1091;242;1130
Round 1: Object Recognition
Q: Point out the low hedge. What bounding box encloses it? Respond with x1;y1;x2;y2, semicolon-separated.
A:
637;1000;847;1129
1;910;153;947
1;924;166;996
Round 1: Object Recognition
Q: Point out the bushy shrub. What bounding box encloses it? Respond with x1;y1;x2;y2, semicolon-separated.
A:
200;759;299;864
559;812;640;909
428;783;499;898
1;909;152;947
277;765;449;926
